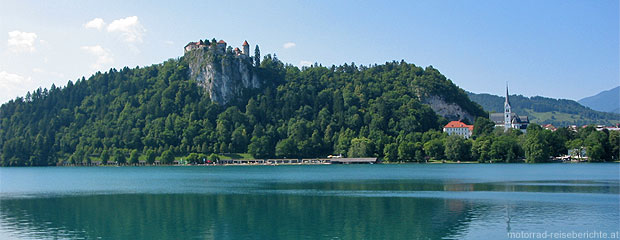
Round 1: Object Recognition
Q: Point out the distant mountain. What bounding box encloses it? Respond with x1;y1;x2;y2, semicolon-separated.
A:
578;86;620;113
468;92;620;127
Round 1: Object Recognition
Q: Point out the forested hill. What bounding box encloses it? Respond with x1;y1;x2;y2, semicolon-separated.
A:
468;92;620;126
0;53;485;166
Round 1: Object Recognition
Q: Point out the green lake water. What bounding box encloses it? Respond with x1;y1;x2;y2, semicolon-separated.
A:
0;164;618;239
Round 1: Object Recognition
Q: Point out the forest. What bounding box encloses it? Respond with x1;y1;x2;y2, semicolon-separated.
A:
0;52;617;166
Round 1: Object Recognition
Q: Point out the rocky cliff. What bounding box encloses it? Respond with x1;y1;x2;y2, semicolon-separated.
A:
423;95;476;123
185;48;260;105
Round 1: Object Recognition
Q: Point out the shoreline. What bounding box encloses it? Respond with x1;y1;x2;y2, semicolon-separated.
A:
42;159;620;167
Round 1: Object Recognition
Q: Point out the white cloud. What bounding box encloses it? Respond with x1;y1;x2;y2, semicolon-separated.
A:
81;45;114;70
32;68;65;78
163;40;174;45
84;18;105;30
0;71;33;103
7;30;37;53
283;42;296;49
299;60;313;67
107;16;145;43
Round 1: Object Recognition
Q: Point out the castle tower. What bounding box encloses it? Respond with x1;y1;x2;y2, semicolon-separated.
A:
217;40;227;53
242;40;250;57
504;84;512;131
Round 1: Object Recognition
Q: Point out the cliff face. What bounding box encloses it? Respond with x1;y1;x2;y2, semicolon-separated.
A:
423;95;475;123
185;48;260;105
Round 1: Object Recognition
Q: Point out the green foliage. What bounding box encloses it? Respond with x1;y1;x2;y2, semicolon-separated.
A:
207;153;219;162
101;150;110;165
524;124;552;163
113;149;126;164
186;153;208;164
348;137;373;158
473;117;495;137
383;143;398;162
443;136;471;162
397;142;416;162
423;138;444;160
160;150;174;164
145;149;156;165
609;131;620;161
129;149;139;165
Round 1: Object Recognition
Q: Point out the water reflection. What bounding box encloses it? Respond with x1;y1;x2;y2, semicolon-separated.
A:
0;165;618;239
1;193;480;239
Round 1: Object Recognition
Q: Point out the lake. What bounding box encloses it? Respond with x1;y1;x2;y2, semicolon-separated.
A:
0;164;618;239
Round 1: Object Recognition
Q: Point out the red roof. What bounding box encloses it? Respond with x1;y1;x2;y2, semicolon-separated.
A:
444;121;473;131
217;40;226;44
242;40;249;46
234;47;240;51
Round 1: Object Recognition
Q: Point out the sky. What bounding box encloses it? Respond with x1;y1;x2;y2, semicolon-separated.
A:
0;0;618;104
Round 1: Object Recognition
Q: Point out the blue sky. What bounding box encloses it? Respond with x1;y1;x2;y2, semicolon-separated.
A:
0;0;618;104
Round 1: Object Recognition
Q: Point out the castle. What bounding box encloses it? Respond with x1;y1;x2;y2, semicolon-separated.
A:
489;84;529;132
184;39;250;57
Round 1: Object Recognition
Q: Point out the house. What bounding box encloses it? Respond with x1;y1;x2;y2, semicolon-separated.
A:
489;84;529;132
543;124;557;131
443;121;474;139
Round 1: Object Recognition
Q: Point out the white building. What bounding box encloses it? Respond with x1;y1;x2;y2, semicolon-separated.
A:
443;121;474;139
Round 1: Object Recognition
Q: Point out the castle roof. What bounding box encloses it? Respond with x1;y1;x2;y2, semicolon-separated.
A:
444;121;473;131
242;40;249;46
217;40;226;44
234;47;240;51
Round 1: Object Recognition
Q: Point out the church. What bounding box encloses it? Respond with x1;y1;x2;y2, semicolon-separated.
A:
489;85;529;132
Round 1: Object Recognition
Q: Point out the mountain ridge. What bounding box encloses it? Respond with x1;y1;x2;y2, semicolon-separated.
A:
578;86;620;114
468;91;620;126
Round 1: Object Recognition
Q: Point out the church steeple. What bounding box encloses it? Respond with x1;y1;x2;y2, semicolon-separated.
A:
504;83;512;131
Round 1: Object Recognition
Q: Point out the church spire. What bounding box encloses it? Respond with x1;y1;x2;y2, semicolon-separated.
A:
505;83;510;106
504;82;512;131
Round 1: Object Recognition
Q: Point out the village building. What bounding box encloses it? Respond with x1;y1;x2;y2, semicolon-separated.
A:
489;85;529;132
443;121;474;139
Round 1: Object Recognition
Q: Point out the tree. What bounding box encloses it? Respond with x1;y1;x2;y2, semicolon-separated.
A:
275;138;297;158
145;149;156;165
444;136;470;162
609;131;619;161
248;136;272;159
207;153;219;163
101;150;110;165
424;139;444;160
524;124;551;163
473;117;495;137
584;131;608;162
254;45;260;67
397;142;416;162
186;153;200;164
113;149;126;165
129;149;139;165
348;137;372;157
160;150;174;164
383;143;398;162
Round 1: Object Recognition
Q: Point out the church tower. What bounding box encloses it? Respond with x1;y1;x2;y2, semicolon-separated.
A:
504;84;512;131
242;40;250;57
